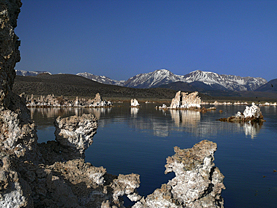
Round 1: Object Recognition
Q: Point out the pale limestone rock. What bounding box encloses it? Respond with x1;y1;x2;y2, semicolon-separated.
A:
111;174;141;202
134;140;225;208
131;99;140;107
158;104;167;109
0;156;33;208
219;103;264;123
54;114;98;155
74;96;80;107
169;91;201;109
243;103;262;118
89;93;112;107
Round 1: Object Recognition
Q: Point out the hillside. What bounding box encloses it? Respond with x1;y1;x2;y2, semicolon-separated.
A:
255;79;277;92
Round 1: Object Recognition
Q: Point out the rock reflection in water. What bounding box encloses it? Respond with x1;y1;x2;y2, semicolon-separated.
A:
29;107;111;121
169;109;263;139
240;122;263;139
131;107;139;117
170;110;201;127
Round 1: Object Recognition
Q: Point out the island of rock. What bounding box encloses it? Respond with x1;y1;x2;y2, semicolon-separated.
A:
131;98;140;107
158;91;216;113
218;103;265;123
169;91;202;109
0;1;225;207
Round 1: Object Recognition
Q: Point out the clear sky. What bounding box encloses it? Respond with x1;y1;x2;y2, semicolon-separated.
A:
15;0;277;81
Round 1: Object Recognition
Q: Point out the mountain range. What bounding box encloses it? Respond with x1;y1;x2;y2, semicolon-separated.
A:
13;73;198;100
16;69;271;93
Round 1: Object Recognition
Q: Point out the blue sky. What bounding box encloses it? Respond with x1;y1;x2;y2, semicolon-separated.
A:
15;0;277;81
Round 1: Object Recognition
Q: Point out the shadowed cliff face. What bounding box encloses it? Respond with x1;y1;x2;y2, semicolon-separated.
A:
0;1;225;207
0;0;21;109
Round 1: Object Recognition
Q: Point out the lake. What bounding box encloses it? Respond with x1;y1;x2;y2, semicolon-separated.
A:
31;102;277;208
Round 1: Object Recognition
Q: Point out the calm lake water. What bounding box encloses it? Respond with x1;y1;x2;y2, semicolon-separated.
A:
31;102;277;208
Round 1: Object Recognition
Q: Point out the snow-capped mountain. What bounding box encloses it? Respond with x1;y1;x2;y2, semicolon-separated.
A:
16;70;51;76
122;69;267;91
17;69;267;91
182;70;267;91
76;72;125;86
124;69;183;88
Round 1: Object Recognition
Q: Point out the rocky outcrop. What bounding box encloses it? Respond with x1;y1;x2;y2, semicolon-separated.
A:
133;140;225;208
0;0;21;110
218;103;265;123
169;91;201;109
0;2;39;207
88;93;112;107
0;0;39;167
54;114;98;157
158;91;211;112
131;98;140;107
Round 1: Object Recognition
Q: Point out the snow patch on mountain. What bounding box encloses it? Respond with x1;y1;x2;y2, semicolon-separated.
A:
124;69;183;88
76;72;125;86
183;70;267;91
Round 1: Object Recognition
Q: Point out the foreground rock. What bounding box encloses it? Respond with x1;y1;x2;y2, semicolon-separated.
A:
218;103;265;123
133;140;225;208
54;114;98;157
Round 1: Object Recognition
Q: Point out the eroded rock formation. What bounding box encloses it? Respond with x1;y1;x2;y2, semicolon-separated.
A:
169;91;201;109
133;140;225;208
0;0;21;110
131;98;140;107
54;114;98;156
218;103;265;123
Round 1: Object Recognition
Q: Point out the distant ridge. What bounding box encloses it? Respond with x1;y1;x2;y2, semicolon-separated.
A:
16;69;51;76
77;69;267;91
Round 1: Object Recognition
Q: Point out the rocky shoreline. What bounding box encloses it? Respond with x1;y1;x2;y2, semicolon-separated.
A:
24;93;113;108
